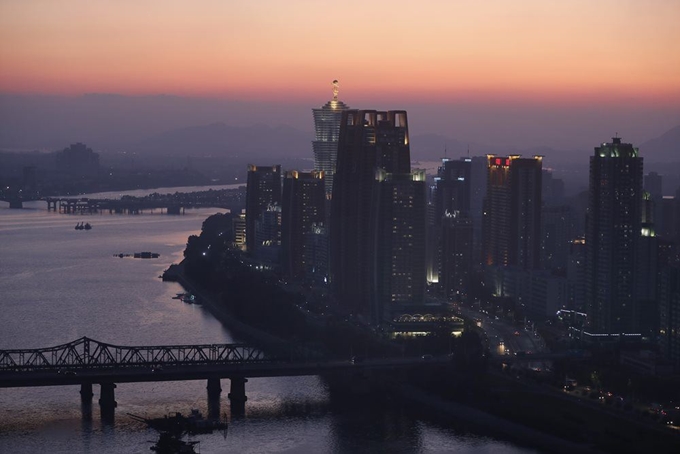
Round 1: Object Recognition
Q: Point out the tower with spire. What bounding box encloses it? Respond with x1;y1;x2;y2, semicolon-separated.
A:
312;80;350;197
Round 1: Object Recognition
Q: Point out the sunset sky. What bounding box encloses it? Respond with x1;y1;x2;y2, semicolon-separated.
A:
1;1;679;150
2;0;679;102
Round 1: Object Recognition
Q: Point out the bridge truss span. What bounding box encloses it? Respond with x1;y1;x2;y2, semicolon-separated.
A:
0;337;270;371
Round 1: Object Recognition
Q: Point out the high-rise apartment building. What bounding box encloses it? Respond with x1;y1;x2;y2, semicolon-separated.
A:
281;170;326;280
372;169;427;321
439;211;473;301
433;158;471;218
245;164;282;254
585;137;644;337
430;158;473;299
331;110;411;317
312;80;350;197
482;155;543;270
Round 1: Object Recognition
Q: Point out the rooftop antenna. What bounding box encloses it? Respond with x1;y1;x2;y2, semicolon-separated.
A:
467;144;470;158
444;145;447;159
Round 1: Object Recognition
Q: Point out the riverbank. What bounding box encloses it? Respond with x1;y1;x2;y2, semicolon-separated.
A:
169;261;294;355
169;261;610;453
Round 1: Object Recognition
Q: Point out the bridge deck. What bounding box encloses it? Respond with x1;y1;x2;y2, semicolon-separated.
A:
0;337;443;388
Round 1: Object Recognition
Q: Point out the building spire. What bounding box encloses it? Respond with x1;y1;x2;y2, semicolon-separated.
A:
332;80;339;101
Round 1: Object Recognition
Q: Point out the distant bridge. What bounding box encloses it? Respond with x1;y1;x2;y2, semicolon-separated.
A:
1;187;245;212
0;337;442;412
43;196;235;214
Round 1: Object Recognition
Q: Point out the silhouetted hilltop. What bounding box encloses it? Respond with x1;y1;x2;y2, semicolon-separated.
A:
640;125;680;162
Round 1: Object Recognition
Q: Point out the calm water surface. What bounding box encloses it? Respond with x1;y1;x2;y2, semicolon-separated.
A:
0;196;537;453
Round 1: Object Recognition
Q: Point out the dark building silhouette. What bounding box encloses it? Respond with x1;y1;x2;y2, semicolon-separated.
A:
470;155;488;269
245;164;281;254
281;170;325;280
439;211;473;301
482;155;543;270
644;171;662;199
542;205;572;272
567;237;586;311
312;81;350;197
55;143;99;177
304;223;329;284
542;169;565;206
585;137;644;337
659;265;680;371
429;157;473;299
331;110;411;318
372;169;427;321
253;204;282;265
433;158;471;217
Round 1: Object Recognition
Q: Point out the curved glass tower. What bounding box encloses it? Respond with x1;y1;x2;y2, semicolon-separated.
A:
312;80;350;197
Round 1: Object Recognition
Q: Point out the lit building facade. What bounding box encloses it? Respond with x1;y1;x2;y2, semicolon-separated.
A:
372;169;427;321
245;164;282;254
312;81;350;197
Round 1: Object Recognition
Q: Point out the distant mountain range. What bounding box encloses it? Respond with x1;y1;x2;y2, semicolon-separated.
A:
123;122;680;166
129;122;313;158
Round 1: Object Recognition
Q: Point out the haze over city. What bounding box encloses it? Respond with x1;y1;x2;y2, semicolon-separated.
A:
1;0;679;154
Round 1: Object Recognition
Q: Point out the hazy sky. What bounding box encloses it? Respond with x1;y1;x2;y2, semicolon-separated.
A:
1;0;679;150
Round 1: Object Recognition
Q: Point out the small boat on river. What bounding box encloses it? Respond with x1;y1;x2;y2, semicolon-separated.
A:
129;409;227;435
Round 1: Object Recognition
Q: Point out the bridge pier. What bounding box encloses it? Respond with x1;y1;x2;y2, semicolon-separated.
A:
207;377;222;420
80;383;93;403
228;377;247;415
207;377;222;399
98;382;117;410
8;199;23;209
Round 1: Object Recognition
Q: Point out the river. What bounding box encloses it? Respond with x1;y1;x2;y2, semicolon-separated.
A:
0;189;537;453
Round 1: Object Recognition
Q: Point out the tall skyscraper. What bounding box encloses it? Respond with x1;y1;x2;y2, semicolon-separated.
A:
439;211;473;301
430;157;473;299
482;155;543;270
245;164;281;254
312;80;350;197
372;169;427;321
281;170;326;280
433;158;471;218
585;137;643;337
331;110;411;317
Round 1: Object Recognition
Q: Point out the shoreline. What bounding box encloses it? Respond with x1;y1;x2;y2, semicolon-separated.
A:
168;261;602;454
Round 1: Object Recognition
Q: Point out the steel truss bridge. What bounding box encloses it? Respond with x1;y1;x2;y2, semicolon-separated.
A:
0;337;271;372
0;337;442;410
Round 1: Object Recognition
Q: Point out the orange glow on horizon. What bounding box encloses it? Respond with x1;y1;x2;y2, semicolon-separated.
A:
1;0;679;105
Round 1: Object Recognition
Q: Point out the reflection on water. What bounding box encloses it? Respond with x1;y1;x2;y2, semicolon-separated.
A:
0;201;537;453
